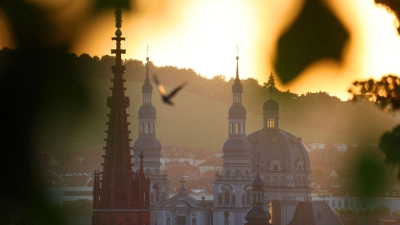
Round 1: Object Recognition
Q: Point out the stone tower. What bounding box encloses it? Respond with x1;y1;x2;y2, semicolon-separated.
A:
92;8;150;225
132;50;170;208
213;50;254;225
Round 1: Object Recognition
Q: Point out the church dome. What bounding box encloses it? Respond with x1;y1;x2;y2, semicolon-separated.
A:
138;104;156;117
232;81;243;92
244;205;271;222
133;137;161;150
247;129;311;174
222;138;252;153
263;99;279;111
228;104;246;118
142;81;153;92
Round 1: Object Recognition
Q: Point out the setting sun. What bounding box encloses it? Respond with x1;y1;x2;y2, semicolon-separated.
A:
2;0;400;101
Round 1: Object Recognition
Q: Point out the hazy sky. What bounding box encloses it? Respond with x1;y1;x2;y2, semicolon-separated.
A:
2;0;400;101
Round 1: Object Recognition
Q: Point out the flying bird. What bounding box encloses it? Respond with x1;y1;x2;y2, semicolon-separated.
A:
153;74;187;106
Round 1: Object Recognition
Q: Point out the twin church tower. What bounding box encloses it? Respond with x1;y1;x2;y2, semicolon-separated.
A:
93;7;313;225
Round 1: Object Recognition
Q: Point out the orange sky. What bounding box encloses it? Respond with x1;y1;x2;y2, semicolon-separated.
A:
2;0;400;101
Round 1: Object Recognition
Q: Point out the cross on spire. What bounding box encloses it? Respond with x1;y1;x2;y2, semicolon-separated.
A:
180;177;185;188
236;44;240;57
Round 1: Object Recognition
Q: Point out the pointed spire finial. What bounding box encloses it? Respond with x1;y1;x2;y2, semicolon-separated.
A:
256;152;260;170
235;44;240;81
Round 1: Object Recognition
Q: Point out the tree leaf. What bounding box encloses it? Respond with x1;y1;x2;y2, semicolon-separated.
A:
274;0;349;84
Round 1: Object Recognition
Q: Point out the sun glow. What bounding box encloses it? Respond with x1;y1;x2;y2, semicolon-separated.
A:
3;0;400;101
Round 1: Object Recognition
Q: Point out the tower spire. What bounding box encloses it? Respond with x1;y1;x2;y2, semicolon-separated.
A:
93;7;151;225
235;44;240;82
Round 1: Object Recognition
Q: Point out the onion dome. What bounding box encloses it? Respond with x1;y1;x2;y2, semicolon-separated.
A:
222;138;252;152
142;81;152;92
263;99;279;112
244;205;271;223
138;104;156;118
133;137;161;150
228;104;246;118
251;169;264;187
232;81;243;92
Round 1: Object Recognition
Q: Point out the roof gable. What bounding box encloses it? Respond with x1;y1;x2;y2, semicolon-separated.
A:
153;192;204;209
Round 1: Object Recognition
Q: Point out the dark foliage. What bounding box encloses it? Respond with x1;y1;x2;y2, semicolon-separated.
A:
274;0;349;84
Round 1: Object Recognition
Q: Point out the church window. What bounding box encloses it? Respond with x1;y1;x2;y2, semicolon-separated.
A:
246;191;251;204
192;218;197;225
267;118;275;128
269;159;282;171
147;122;150;133
226;170;231;176
140;122;144;133
166;218;170;225
224;191;230;203
235;170;241;176
237;123;241;134
230;123;233;135
218;195;223;204
296;159;304;171
177;216;186;225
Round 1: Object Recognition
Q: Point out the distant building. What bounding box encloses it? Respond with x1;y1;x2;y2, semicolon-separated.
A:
132;50;170;207
212;55;341;225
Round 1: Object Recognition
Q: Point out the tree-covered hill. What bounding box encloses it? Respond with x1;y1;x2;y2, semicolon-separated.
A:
0;48;392;152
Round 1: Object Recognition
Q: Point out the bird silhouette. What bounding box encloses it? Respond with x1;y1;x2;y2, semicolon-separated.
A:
153;74;187;106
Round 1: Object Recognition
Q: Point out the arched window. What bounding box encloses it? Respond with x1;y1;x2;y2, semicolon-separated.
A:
235;170;241;176
267;118;275;128
166;218;170;225
224;190;230;204
246;191;251;204
192;218;197;225
226;170;231;176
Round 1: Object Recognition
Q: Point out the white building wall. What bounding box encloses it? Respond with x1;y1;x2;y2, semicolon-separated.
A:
312;196;400;213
